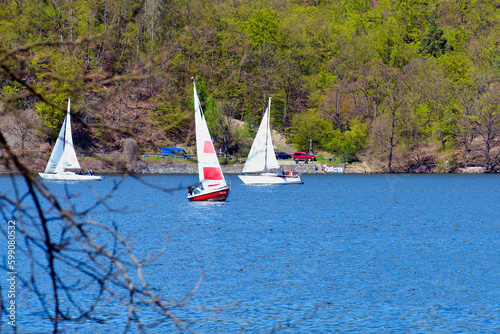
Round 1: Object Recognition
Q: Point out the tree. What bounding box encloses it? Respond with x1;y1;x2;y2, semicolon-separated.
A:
0;111;38;152
356;63;391;124
0;84;38;152
289;111;336;151
326;119;369;162
371;71;410;172
244;8;282;48
469;86;500;172
418;18;454;58
404;58;456;153
456;82;479;168
205;98;238;158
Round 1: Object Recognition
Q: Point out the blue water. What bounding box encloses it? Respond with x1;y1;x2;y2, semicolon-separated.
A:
1;174;499;333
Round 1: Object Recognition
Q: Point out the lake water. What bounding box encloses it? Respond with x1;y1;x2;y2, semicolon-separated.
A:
1;174;499;333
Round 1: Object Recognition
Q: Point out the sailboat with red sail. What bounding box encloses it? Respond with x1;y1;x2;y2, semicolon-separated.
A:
187;82;229;201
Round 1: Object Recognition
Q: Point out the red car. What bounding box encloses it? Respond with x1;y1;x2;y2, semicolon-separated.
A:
293;152;316;162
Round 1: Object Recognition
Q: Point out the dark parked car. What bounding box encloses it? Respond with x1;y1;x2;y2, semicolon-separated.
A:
161;147;191;159
275;152;292;160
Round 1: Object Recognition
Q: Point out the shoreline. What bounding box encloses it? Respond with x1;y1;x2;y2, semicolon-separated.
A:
138;161;327;175
0;161;489;176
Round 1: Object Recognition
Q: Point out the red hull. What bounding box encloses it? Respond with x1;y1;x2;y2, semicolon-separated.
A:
188;188;229;202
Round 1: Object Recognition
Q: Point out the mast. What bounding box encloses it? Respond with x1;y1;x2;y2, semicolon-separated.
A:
62;113;67;151
264;97;271;173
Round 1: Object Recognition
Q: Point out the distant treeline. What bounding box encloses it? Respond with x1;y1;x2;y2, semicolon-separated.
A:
0;0;499;172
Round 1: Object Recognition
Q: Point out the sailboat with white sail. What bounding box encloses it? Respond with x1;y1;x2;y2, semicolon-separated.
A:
187;82;229;201
238;97;303;185
39;99;102;181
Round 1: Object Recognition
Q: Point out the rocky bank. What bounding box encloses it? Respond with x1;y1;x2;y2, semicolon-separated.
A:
138;160;325;175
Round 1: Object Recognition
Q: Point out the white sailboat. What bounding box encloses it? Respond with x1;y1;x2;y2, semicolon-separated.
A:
187;82;229;201
238;97;303;185
39;99;102;181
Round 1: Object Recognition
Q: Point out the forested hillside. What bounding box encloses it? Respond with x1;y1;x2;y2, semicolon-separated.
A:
1;0;499;172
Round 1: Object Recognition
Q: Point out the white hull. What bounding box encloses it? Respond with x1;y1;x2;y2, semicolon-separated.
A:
39;172;102;181
238;173;303;185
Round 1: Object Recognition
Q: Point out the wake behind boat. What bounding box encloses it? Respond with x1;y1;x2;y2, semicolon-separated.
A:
238;97;303;185
39;99;102;181
187;82;229;201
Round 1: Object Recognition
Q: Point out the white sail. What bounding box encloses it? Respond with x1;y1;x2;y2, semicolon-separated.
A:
40;99;102;181
242;97;280;173
44;116;67;173
193;83;226;189
45;99;81;173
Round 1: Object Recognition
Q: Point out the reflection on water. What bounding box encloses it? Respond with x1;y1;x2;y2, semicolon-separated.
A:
1;174;499;333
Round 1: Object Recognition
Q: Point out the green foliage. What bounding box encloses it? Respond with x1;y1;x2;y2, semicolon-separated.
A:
380;0;432;44
35;95;69;138
151;93;189;137
418;18;454;58
438;53;473;85
289;111;368;162
232;115;257;157
2;0;499;170
245;9;282;47
412;104;433;137
370;16;416;68
1;83;26;109
204;99;225;145
289;111;335;150
326;119;369;162
93;116;109;142
307;69;338;105
195;81;209;107
486;46;500;77
344;0;371;14
429;104;461;150
31;50;85;136
243;113;259;139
